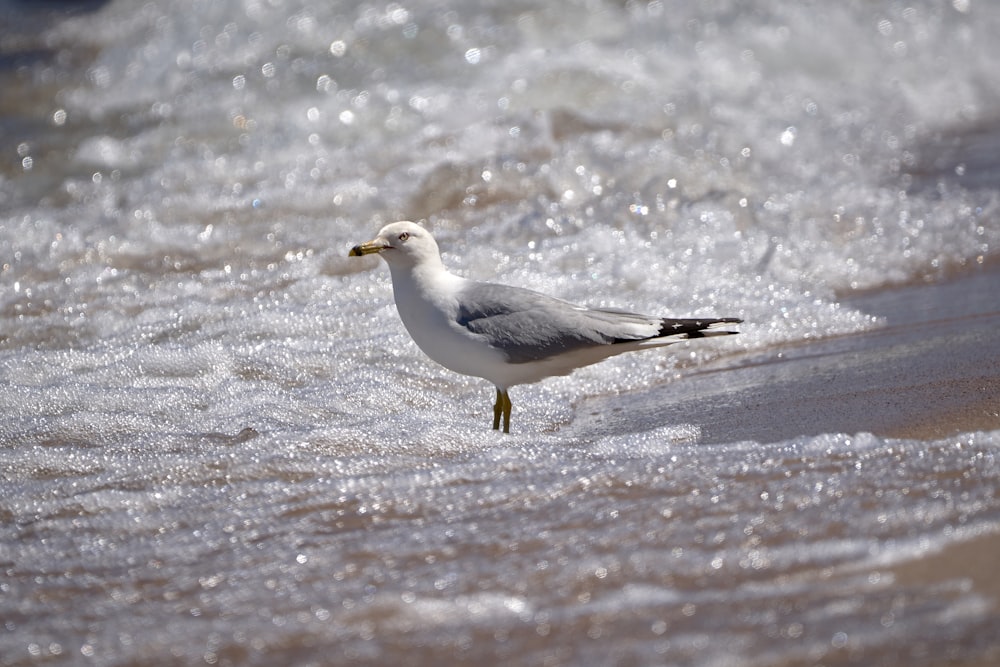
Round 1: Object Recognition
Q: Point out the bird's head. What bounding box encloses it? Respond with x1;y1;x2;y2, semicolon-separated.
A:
349;221;441;269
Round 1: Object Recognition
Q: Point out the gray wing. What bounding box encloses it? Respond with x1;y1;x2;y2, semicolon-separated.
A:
455;282;662;364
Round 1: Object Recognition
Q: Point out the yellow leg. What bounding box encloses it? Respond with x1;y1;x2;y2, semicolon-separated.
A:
500;389;512;434
493;389;503;430
502;390;512;434
492;388;512;434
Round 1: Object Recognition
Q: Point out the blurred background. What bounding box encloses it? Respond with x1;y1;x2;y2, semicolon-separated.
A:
2;1;999;665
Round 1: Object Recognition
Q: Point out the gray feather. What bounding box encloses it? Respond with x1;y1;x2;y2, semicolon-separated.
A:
455;282;675;364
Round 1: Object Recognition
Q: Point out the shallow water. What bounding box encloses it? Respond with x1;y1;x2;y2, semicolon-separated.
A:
2;0;1000;665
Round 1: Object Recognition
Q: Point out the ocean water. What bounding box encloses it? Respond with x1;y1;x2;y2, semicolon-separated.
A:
1;0;999;665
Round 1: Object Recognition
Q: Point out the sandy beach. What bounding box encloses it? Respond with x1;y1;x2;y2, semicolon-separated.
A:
573;263;1000;665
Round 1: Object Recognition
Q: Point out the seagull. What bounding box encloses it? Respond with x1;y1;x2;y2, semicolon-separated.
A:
349;221;741;433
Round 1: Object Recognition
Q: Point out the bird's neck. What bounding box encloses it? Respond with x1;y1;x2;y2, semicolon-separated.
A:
388;261;464;346
388;259;459;302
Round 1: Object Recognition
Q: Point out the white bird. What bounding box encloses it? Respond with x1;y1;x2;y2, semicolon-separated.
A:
349;221;741;433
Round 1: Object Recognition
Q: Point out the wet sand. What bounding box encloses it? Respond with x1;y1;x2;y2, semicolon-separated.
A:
890;529;1000;667
574;263;1000;666
577;262;1000;443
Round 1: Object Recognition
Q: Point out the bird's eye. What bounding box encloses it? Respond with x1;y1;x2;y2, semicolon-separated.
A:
398;232;410;242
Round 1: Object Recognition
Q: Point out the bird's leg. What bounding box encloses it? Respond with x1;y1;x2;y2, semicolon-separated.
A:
500;389;512;434
492;389;503;431
492;389;513;433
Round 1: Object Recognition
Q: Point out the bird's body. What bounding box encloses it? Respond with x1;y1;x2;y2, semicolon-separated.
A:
350;221;741;433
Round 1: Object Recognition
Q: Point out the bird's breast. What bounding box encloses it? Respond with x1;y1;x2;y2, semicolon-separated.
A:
390;273;508;381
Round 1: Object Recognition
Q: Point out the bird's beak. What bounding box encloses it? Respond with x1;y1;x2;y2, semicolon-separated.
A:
349;239;387;257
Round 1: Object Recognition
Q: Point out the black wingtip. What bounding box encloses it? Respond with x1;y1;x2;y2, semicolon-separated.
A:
656;317;742;338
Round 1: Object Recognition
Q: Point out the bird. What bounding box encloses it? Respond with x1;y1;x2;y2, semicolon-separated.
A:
349;221;741;433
